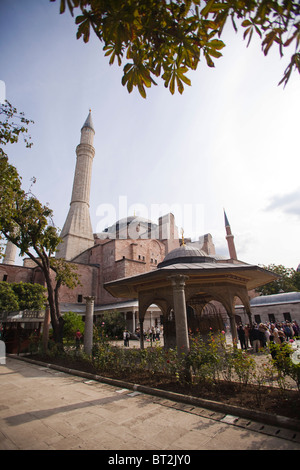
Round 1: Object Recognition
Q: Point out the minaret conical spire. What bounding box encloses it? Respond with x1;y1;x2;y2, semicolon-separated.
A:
56;111;95;260
224;209;230;228
224;209;237;260
81;109;94;132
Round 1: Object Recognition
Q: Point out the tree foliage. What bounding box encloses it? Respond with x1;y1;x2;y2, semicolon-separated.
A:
63;311;85;340
0;100;34;154
0;282;19;313
0;101;81;345
256;263;300;295
96;310;126;339
51;0;300;97
0;281;46;312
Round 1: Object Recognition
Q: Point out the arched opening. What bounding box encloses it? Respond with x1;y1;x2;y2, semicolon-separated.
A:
187;296;226;337
143;304;163;333
187;303;225;336
137;298;166;348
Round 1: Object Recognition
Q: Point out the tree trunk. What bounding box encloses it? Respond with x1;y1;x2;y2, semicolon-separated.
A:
43;266;64;349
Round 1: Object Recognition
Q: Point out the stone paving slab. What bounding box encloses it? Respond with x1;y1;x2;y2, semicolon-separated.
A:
1;357;300;452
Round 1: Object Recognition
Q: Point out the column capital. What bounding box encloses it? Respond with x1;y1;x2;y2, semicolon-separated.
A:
84;296;95;303
167;274;189;289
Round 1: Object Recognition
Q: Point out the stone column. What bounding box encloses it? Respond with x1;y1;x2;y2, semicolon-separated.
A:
84;296;95;354
242;296;253;327
169;275;190;355
42;305;51;353
228;311;238;347
139;317;144;349
138;296;148;350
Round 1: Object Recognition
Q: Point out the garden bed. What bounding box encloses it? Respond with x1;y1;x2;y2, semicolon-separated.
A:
32;352;300;421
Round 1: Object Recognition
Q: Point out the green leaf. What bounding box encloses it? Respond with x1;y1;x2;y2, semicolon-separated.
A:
244;27;253;47
179;73;191;86
208;39;225;50
76;18;91;43
204;52;215;67
201;0;216;17
60;0;66;14
75;15;85;25
169;72;176;95
241;19;252;27
207;48;222;58
177;77;184;94
138;83;146;99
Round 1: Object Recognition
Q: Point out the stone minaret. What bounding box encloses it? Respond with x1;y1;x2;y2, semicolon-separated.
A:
2;240;17;265
224;210;237;260
56;111;95;260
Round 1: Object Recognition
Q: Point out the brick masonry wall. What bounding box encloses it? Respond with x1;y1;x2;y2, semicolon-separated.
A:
1;215;180;308
0;264;34;283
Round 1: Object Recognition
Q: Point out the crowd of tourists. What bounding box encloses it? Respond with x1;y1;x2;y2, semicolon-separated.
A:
237;320;300;352
124;325;163;346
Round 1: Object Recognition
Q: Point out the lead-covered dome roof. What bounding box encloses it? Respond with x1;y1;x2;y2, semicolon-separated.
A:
158;244;216;268
103;215;157;233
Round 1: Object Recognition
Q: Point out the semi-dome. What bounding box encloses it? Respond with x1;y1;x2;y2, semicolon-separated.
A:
158;244;216;268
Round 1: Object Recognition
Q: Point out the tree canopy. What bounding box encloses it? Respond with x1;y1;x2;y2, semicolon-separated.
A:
51;0;300;97
96;311;126;339
63;311;85;340
256;264;300;295
0;282;46;313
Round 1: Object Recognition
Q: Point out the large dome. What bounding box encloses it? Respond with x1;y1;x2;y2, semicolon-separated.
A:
114;216;155;227
103;215;157;233
158;244;216;268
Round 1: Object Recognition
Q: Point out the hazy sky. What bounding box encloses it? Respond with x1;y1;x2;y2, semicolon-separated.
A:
1;0;299;268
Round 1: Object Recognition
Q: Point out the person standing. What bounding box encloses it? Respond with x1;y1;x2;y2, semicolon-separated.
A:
244;324;250;349
75;329;82;350
292;320;300;337
264;324;271;346
258;323;267;348
283;322;294;340
237;324;246;350
250;324;260;353
270;324;281;344
123;330;130;347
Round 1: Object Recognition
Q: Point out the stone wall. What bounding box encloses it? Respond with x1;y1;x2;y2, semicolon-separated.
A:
0;264;33;283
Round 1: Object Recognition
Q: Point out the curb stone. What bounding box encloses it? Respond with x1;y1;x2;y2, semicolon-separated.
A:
9;354;300;435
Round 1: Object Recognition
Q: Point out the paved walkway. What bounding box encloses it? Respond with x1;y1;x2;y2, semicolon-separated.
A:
0;357;300;452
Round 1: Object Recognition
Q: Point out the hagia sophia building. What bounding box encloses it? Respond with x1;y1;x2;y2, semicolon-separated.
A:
2;111;289;341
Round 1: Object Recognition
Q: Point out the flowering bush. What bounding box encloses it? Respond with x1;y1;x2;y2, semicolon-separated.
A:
230;349;255;387
47;329;300;397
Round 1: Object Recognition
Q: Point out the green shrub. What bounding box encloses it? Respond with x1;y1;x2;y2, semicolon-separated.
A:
63;311;85;343
40;330;300;398
96;311;126;339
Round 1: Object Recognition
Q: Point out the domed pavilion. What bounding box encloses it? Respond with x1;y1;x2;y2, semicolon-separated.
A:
105;243;277;353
